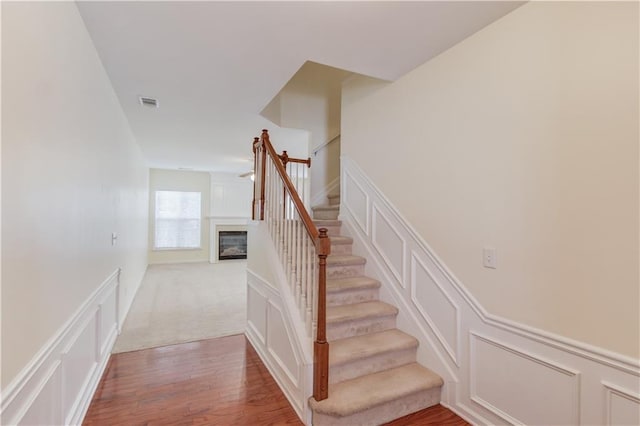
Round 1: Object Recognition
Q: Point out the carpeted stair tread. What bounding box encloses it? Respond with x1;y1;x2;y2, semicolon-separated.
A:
327;255;366;266
309;363;443;417
312;204;340;212
327;301;398;324
328;193;340;206
330;329;418;366
329;235;353;246
314;219;342;227
327;276;380;293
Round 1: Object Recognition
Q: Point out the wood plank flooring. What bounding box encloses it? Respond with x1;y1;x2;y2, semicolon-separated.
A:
84;334;469;425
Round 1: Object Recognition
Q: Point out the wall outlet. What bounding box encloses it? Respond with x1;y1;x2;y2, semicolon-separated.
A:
111;232;118;246
483;247;497;269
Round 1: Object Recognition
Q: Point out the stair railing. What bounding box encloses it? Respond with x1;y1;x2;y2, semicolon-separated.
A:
279;150;311;209
252;129;330;401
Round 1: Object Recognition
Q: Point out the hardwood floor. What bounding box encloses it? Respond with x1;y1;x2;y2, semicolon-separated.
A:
84;334;468;425
384;405;469;426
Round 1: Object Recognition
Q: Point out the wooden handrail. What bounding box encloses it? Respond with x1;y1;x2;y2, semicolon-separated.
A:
259;130;321;242
279;150;311;168
253;129;330;401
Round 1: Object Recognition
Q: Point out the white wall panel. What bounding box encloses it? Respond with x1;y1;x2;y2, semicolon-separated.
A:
14;362;62;426
62;315;99;423
344;171;369;235
410;253;459;364
247;284;267;345
470;333;580;425
268;302;300;387
603;382;640;426
372;205;405;286
98;292;118;357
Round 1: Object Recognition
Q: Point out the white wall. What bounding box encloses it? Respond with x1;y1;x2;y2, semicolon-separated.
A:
262;62;351;203
1;1;148;422
210;172;253;218
342;2;639;358
148;169;210;264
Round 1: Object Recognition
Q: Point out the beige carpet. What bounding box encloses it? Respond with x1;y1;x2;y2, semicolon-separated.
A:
113;261;247;353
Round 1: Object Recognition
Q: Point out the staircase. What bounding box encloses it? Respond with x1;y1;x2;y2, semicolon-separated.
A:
309;194;444;425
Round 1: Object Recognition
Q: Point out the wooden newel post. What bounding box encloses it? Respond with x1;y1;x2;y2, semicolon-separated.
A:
280;150;289;166
259;130;269;220
313;228;331;401
251;137;259;220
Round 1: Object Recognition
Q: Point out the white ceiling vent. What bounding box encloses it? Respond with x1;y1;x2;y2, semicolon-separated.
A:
139;96;159;108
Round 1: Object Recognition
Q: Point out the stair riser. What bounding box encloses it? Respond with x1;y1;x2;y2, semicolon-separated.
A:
313;209;340;220
327;315;396;341
311;387;441;426
328;194;340;206
330;243;352;256
327;288;379;307
329;347;417;385
326;264;365;279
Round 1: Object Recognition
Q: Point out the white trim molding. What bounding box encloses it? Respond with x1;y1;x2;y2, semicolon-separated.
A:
339;155;640;425
1;270;121;426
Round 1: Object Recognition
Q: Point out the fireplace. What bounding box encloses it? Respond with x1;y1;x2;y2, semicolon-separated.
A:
218;231;248;260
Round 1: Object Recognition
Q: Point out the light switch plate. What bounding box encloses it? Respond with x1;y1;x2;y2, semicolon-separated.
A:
483;247;497;269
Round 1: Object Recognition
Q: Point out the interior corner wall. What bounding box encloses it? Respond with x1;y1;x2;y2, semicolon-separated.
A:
148;169;211;264
1;1;149;389
272;62;351;202
341;1;639;358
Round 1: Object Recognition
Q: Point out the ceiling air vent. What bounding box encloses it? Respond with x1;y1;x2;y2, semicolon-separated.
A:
139;96;159;108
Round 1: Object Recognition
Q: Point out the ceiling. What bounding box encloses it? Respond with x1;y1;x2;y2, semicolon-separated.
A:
77;1;523;174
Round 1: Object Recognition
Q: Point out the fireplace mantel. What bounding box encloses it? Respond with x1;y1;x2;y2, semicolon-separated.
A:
208;216;249;263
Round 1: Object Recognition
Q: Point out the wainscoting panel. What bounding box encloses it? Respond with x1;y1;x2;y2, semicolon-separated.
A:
470;333;580;425
13;361;62;426
372;205;406;287
247;284;268;345
98;290;118;358
61;314;99;424
343;170;369;235
246;268;312;424
246;221;314;424
1;270;121;426
603;382;640;426
410;253;459;365
267;301;301;388
339;156;640;426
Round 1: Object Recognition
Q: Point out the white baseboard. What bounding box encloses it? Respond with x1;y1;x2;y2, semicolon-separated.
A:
340;156;640;425
1;269;122;426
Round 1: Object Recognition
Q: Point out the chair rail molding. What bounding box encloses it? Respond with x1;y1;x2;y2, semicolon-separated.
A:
338;155;640;426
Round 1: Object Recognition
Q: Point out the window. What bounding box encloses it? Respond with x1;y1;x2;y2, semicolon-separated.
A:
154;191;201;249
